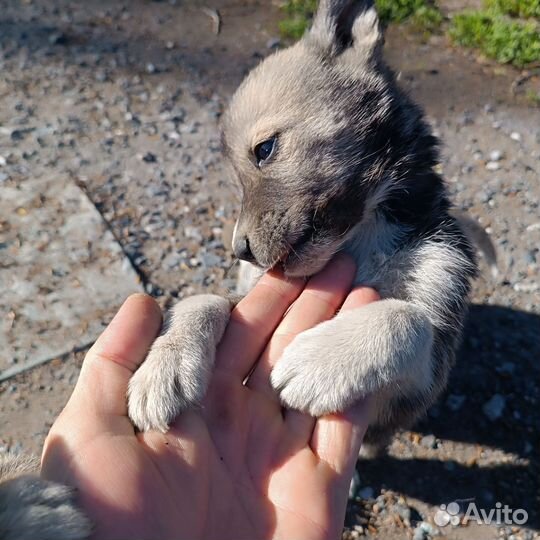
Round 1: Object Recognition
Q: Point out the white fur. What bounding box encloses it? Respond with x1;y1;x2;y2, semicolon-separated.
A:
236;260;264;296
405;239;475;329
270;299;434;417
128;294;231;432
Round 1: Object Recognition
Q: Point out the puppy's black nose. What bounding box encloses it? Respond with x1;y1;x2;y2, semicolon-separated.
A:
233;235;256;263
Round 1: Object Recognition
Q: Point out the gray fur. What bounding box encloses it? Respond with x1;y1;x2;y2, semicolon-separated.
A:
0;452;91;540
127;0;481;461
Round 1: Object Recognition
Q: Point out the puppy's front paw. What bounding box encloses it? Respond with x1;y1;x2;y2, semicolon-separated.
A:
127;338;208;432
127;294;231;432
270;321;360;417
271;300;435;418
0;476;90;540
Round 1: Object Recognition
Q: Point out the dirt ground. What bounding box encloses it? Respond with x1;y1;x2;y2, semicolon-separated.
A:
0;1;538;539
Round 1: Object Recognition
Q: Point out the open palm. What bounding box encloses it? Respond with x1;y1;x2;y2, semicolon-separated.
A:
42;256;378;540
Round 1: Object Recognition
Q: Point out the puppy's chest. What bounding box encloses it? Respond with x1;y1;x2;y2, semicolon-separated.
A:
343;230;413;300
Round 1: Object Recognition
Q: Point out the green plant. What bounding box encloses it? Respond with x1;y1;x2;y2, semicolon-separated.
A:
450;9;540;67
410;4;444;33
278;0;442;40
376;0;430;23
278;0;317;39
526;89;540;106
484;0;540;19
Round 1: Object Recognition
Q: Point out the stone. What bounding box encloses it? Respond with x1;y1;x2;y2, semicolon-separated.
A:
0;177;142;380
482;394;506;421
485;161;500;171
446;394;466;411
421;434;437;449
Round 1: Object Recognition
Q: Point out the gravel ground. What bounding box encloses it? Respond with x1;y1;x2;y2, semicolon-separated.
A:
0;1;538;539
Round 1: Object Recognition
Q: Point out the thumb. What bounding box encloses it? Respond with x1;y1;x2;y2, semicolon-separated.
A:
73;293;162;418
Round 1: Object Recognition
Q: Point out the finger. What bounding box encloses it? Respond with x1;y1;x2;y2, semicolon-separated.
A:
283;285;380;442
311;397;372;476
72;293;162;418
215;269;305;380
309;287;380;472
339;285;381;311
247;253;357;398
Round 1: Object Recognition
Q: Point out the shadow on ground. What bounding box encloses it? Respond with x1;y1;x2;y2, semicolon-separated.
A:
360;304;540;529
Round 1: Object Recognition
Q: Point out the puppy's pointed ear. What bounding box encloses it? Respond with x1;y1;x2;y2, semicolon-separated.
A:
306;0;382;60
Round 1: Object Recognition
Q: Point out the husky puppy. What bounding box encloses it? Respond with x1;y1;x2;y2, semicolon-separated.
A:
127;0;478;457
0;0;482;535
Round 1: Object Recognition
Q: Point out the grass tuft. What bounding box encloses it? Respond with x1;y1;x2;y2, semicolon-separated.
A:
449;8;540;67
484;0;540;19
409;5;444;34
278;0;442;40
278;0;317;39
375;0;442;24
526;89;540;106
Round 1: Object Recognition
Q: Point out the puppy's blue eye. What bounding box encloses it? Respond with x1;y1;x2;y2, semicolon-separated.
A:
254;137;275;165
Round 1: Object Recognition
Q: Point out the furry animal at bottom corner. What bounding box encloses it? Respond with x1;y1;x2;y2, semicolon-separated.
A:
128;0;493;459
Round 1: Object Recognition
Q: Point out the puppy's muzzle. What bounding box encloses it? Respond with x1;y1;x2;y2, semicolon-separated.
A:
232;234;257;264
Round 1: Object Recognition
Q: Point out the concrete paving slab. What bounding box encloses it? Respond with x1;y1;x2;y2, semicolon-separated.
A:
0;175;143;380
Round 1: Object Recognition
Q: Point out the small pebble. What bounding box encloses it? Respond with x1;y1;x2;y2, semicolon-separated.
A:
48;32;68;45
394;504;411;524
513;282;539;293
412;524;429;540
141;152;157;163
94;70;108;82
510;131;522;142
446;394;466;411
485;161;500;171
524;250;537;265
496;362;515;376
482;394;506;421
358;486;374;499
421;434;437;449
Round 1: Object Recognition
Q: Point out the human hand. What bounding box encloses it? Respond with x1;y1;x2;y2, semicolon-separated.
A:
42;255;379;540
